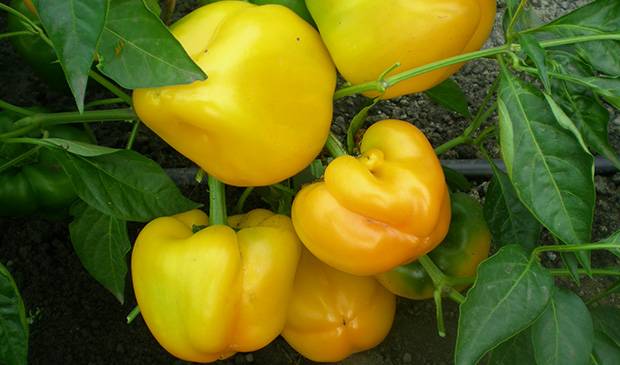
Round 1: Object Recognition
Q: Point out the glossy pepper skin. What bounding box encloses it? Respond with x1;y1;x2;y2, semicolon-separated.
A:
377;193;492;300
306;0;496;99
133;1;336;187
131;209;301;363
0;111;91;217
282;249;396;362
7;0;67;90
292;119;451;276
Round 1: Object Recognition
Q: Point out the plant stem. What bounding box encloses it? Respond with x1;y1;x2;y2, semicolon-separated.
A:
0;30;33;40
0;99;36;116
126;121;140;149
533;242;620;256
418;255;446;287
126;306;141;324
0;109;136;139
234;187;254;214
472;125;497;146
0;3;52;48
506;0;529;40
85;98;126;109
334;45;511;99
89;70;132;105
419;255;469;305
0;146;40;173
434;135;468;155
325;132;347;158
433;288;447;338
434;101;497;155
0;3;54;48
465;78;500;135
333;33;620;100
208;175;227;226
586;280;620;306
549;268;620;277
0;3;32;22
448;288;466;304
536;33;620;48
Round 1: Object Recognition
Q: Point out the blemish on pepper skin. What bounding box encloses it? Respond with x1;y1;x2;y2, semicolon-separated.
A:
296;37;300;42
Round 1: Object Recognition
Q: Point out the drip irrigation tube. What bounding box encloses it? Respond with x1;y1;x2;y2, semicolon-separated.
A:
165;157;618;186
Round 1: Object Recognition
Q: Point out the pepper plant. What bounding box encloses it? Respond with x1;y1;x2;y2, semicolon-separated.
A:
0;0;619;364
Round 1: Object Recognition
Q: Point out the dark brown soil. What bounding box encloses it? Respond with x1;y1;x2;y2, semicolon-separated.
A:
1;1;618;364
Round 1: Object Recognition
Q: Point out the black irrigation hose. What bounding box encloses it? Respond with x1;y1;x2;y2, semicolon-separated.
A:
165;157;618;186
441;157;618;177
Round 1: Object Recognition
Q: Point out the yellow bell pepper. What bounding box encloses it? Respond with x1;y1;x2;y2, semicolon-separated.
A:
306;0;496;98
282;249;396;362
292;119;451;276
133;1;336;186
131;208;301;363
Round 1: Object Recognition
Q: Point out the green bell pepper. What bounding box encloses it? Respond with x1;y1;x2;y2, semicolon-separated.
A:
377;193;492;300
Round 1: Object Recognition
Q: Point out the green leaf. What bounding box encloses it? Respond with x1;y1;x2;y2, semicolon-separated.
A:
591;306;620;347
483;161;541;252
41;138;119;156
96;0;206;89
498;63;595;247
554;74;620;99
534;0;620;76
0;262;28;365
292;159;325;190
547;51;620;170
602;230;620;258
502;0;543;35
486;329;536;365
144;0;161;15
520;34;551;93
424;79;471;118
592;330;620;365
531;288;593;365
455;245;554;365
257;185;294;216
33;0;108;112
442;166;472;192
543;93;589;152
560;252;583;285
604;95;620;110
69;202;130;303
346;98;379;154
47;149;200;222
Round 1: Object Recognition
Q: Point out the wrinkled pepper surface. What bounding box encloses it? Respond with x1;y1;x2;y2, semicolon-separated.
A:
0;111;90;217
377;193;491;300
306;0;496;98
131;209;301;363
292;119;451;276
282;249;396;362
133;1;336;187
7;0;67;90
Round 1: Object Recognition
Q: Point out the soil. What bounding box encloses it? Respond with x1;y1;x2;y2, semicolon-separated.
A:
0;1;619;365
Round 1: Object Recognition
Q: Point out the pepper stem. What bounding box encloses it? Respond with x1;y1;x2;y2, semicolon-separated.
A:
208;174;227;226
418;255;445;286
433;288;447;338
